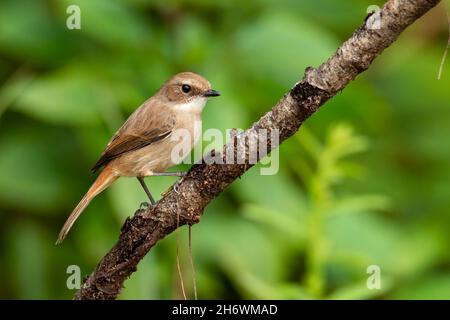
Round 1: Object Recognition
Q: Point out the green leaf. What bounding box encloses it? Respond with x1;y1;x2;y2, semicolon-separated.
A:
390;274;450;300
328;277;394;300
243;203;307;243
57;0;151;48
0;123;79;212
234;11;337;87
6;221;51;298
329;194;391;216
0;0;75;64
13;70;104;125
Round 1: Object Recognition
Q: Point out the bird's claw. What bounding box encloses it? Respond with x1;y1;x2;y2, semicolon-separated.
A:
161;176;184;197
139;202;151;210
173;183;180;194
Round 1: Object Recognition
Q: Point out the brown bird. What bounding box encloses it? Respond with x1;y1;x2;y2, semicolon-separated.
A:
56;72;220;244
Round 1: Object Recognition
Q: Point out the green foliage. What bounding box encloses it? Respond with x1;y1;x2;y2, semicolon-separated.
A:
0;0;449;299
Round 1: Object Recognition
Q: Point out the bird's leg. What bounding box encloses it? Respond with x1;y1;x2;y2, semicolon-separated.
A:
173;180;182;194
151;172;186;177
139;202;150;210
137;177;156;205
150;172;186;194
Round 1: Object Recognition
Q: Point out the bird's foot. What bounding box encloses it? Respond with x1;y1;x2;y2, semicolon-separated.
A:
174;172;187;177
151;171;187;177
139;202;152;210
173;182;181;194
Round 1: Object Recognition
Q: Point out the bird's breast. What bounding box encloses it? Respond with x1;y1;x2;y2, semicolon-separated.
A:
112;115;202;176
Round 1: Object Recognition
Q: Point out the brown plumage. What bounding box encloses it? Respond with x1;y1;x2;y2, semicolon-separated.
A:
56;72;220;244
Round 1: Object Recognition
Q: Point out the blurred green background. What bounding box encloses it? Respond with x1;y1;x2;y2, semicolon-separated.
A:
0;0;449;300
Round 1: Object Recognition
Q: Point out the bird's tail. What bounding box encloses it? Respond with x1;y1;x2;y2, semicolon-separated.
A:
56;166;118;244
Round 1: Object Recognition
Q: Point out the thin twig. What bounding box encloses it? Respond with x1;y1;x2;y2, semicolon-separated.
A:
176;212;187;300
438;6;450;80
188;225;198;300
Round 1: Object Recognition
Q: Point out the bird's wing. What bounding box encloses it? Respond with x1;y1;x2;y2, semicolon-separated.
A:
92;100;175;172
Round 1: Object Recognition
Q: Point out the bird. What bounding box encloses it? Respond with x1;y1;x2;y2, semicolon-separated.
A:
56;72;220;244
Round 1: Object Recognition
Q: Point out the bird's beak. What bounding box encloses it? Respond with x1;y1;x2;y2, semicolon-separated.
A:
203;89;221;97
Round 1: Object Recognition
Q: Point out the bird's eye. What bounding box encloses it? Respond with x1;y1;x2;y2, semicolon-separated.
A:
181;84;191;93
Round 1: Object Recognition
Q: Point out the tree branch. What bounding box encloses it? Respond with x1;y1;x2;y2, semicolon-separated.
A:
75;0;441;300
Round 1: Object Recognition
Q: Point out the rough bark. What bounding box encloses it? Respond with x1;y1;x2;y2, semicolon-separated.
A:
75;0;441;300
